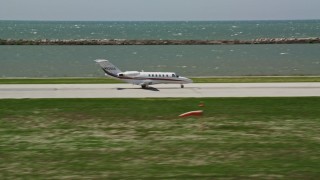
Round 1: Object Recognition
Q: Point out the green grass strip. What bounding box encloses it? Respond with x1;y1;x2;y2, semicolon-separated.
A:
1;97;320;179
0;76;320;84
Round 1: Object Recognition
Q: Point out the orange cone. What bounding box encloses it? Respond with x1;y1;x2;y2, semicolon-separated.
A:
179;110;203;117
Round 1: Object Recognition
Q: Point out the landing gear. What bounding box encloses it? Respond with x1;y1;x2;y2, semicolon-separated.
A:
141;84;147;89
181;84;184;88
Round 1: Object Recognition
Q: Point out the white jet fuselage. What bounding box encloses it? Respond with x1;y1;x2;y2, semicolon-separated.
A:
116;71;192;86
95;59;192;88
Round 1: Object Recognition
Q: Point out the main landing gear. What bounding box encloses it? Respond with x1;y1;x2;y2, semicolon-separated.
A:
141;84;148;89
181;84;184;88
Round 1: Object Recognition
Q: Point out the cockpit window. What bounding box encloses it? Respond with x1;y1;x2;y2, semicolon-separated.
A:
172;74;176;77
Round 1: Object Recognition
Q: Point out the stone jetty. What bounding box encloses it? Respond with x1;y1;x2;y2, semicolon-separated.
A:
0;37;319;45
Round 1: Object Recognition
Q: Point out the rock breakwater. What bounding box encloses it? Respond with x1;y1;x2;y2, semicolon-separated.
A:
1;37;319;45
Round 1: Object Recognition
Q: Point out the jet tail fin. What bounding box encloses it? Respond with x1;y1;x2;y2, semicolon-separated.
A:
95;59;122;78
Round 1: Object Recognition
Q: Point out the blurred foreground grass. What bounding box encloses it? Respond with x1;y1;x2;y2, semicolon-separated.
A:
1;98;320;179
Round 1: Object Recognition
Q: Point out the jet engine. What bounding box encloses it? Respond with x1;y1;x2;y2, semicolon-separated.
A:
118;71;140;77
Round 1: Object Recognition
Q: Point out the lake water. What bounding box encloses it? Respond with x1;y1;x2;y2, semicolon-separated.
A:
0;20;319;77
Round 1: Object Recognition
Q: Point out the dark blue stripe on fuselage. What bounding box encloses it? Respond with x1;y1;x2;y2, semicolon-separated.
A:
118;77;184;82
102;68;185;82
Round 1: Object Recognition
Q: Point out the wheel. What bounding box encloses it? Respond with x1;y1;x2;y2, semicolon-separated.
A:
141;84;147;89
181;84;184;88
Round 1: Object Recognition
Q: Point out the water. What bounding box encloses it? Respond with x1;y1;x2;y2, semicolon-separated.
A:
1;20;320;40
0;20;320;77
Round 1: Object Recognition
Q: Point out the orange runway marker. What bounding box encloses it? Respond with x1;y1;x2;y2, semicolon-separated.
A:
179;110;203;117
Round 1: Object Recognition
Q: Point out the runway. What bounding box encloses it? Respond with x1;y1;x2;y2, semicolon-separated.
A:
1;83;320;99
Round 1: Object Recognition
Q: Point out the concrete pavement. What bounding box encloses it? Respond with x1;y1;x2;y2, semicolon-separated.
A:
0;83;320;99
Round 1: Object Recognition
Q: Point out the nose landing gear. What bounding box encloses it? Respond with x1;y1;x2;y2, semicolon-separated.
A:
181;84;184;88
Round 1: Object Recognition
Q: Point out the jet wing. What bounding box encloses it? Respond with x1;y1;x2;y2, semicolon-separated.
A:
139;80;153;86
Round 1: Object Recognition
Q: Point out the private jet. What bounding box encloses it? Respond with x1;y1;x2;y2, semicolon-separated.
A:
95;59;192;88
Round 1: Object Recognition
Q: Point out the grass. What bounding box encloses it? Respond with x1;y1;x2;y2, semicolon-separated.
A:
192;76;320;83
1;97;320;179
0;76;320;84
0;78;122;84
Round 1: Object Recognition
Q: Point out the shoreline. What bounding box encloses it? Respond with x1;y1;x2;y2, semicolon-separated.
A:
1;37;320;45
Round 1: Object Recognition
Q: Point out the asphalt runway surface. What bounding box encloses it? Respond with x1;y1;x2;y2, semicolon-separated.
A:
1;83;320;99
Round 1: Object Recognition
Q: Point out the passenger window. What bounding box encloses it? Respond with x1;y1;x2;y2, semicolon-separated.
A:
152;74;154;77
166;75;168;77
